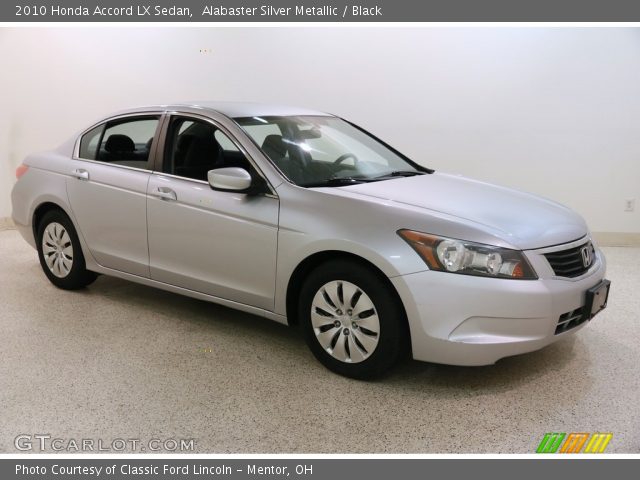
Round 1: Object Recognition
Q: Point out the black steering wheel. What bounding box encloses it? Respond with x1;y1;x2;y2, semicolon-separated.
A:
334;153;358;165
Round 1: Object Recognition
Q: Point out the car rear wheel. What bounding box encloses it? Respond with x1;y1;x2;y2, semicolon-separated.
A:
37;210;97;290
299;259;408;379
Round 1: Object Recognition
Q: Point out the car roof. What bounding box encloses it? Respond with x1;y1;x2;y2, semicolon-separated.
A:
117;101;333;119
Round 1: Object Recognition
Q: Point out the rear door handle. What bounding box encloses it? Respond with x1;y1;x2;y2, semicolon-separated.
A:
154;187;177;201
72;168;89;181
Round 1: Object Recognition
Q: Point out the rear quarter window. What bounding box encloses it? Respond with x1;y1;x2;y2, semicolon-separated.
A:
78;124;104;160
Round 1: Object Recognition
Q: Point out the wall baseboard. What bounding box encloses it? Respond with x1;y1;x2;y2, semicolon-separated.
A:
0;217;14;231
592;231;640;247
0;217;638;246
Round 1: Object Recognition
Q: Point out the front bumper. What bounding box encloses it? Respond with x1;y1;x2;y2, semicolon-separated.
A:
391;238;607;366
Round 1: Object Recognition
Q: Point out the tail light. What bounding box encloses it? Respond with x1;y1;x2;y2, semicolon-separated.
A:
15;164;29;179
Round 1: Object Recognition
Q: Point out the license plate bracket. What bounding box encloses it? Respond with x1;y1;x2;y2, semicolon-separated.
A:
584;279;611;320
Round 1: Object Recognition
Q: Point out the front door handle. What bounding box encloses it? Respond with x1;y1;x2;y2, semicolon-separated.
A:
72;168;89;181
154;187;177;201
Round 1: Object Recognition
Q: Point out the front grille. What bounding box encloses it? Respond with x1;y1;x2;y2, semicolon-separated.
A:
544;242;595;278
555;307;586;335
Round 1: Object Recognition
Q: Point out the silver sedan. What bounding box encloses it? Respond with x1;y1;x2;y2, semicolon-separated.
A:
11;102;610;378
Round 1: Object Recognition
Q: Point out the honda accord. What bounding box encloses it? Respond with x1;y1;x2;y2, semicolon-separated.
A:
11;102;610;378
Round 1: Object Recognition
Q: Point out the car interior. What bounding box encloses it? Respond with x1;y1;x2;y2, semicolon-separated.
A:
83;115;363;186
166;119;253;182
96;134;153;169
237;117;361;186
261;132;361;185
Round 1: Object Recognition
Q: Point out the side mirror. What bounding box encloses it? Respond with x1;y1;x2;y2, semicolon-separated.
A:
208;167;253;192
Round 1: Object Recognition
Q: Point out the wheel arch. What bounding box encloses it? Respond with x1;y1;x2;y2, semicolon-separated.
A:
32;201;73;239
285;250;410;338
30;200;98;271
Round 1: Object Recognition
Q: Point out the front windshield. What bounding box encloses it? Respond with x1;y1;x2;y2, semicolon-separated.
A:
234;115;426;187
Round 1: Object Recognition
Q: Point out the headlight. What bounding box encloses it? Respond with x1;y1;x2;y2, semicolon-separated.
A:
397;230;537;280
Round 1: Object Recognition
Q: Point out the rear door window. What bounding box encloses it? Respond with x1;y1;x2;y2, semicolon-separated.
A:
90;116;160;170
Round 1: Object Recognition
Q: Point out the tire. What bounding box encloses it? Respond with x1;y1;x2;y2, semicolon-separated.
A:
299;259;408;379
36;210;98;290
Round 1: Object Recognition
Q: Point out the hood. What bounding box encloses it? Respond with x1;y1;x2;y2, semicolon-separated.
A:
338;172;588;250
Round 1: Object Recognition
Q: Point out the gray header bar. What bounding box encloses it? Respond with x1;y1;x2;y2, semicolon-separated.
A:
4;0;640;22
2;458;640;480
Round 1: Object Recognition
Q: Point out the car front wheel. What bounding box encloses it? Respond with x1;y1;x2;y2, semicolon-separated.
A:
299;260;408;379
37;210;97;290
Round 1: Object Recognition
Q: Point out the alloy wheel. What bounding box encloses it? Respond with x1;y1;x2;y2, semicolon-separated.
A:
42;222;74;278
310;280;380;363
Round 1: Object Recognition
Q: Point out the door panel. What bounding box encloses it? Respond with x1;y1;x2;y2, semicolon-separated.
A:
66;161;151;277
66;114;161;277
147;174;279;310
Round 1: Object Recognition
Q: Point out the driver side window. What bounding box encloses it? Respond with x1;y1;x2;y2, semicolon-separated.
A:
164;117;251;182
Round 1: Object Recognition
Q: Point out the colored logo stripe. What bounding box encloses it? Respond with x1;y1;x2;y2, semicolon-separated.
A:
560;433;589;453
584;433;613;453
536;433;566;453
537;432;613;453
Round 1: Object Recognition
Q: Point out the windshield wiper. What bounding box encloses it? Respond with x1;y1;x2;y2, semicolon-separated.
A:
301;171;425;188
300;177;372;188
373;170;426;179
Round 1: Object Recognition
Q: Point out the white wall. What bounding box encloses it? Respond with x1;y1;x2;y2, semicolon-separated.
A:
1;27;639;233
